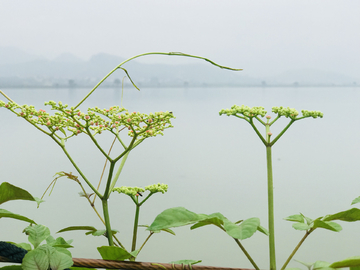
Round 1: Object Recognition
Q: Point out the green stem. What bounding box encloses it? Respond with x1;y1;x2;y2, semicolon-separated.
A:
270;119;295;146
74;52;241;109
131;199;140;252
281;230;312;270
137;232;154;256
267;145;276;270
102;198;114;246
233;239;260;270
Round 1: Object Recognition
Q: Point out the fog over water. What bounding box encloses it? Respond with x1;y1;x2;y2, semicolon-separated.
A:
1;86;359;268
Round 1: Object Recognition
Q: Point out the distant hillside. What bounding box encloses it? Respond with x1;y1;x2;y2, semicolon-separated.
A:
0;47;358;88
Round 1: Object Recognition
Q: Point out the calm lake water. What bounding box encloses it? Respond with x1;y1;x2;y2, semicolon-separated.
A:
1;86;359;269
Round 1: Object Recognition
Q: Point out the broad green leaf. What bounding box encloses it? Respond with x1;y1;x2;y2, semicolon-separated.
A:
169;260;202;266
323;208;360;222
22;245;72;270
0;209;36;224
330;256;360;268
22;247;50;270
350;267;360;270
97;246;132;261
284;214;304;223
0;266;23;270
190;213;226;230
23;225;51;248
0;182;37;205
224;217;260;240
57;226;97;233
292;223;310;230
148;207;204;231
312;220;342;232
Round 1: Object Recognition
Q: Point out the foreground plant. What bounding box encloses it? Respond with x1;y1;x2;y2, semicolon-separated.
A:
0;52;241;266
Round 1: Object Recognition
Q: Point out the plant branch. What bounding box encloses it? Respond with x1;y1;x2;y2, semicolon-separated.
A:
281;230;313;270
233;239;260;270
74;52;241;108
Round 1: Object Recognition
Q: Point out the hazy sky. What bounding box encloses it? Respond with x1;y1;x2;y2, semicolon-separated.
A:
0;1;359;77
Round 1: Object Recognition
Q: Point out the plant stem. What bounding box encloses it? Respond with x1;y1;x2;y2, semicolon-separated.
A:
131;199;140;252
267;145;276;270
102;198;114;246
233;239;260;270
137;232;154;256
74;52;241;109
281;230;312;270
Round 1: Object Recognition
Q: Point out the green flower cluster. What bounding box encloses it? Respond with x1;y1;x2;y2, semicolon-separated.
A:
219;105;267;118
0;100;175;139
272;107;323;119
112;183;168;196
112;186;145;196
301;110;324;118
145;183;168;194
272;106;299;118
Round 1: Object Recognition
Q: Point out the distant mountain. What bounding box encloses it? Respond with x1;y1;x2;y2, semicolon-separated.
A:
0;47;358;88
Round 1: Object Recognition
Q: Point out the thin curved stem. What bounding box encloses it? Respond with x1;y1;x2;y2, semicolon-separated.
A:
234;239;260;270
74;52;241;109
281;230;313;270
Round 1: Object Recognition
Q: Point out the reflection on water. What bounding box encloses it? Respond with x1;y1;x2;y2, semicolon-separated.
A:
0;87;359;268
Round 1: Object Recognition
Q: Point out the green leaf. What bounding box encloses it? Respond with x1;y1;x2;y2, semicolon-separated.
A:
312;220;342;232
301;213;314;225
330;256;360;268
139;224;176;235
190;212;226;230
257;225;269;236
57;226;97;233
22;245;73;270
97;246;132;261
323;208;360;222
224;217;260;240
10;242;32;251
312;261;333;270
294;259;314;269
148;207;205;231
0;182;37;205
23;225;51;248
292;223;310;230
46;237;73;248
351;196;360;205
130;249;140;258
0;209;36;224
350;267;360;270
169;260;202;266
284;214;304;223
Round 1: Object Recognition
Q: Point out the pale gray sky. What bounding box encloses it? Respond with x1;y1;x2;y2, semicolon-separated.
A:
0;1;359;77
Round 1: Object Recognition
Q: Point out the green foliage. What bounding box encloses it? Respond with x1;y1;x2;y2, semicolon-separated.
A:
57;226;118;237
15;225;74;270
147;207;205;232
22;245;73;270
97;246;134;261
0;209;36;224
0;182;38;205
